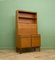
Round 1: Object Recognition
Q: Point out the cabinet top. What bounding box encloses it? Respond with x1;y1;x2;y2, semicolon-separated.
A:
16;10;37;14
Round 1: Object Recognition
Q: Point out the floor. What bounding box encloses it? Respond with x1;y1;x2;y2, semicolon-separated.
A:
0;49;55;60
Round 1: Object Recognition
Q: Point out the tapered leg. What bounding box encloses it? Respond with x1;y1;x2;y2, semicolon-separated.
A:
34;48;36;51
39;47;40;51
19;48;23;54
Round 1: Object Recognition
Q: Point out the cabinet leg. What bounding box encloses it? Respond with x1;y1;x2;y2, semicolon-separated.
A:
39;47;40;51
19;48;22;54
34;48;36;51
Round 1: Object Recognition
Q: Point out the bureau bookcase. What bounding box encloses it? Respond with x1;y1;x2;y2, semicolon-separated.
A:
16;10;40;53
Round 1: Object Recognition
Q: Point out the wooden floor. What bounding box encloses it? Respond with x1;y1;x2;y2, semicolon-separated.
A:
0;49;55;60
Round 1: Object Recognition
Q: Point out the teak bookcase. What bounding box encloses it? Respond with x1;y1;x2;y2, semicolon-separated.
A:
16;10;41;53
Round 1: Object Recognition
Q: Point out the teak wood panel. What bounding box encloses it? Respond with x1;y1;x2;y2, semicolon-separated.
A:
18;24;37;35
18;18;36;24
20;37;31;48
32;35;40;47
16;36;21;48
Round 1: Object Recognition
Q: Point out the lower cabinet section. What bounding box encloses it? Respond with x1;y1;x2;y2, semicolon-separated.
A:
32;35;40;47
16;34;40;53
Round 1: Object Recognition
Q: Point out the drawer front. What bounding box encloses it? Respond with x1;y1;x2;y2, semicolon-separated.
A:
21;37;31;48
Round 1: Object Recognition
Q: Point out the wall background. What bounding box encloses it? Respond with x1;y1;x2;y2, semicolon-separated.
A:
0;0;55;49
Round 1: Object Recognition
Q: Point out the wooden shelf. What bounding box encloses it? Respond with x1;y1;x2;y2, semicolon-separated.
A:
19;17;36;20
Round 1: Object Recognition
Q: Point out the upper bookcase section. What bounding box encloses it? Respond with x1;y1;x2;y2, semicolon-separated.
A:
16;10;37;24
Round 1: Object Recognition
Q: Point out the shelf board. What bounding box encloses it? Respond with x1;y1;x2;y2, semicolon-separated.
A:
18;17;36;20
18;22;37;24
